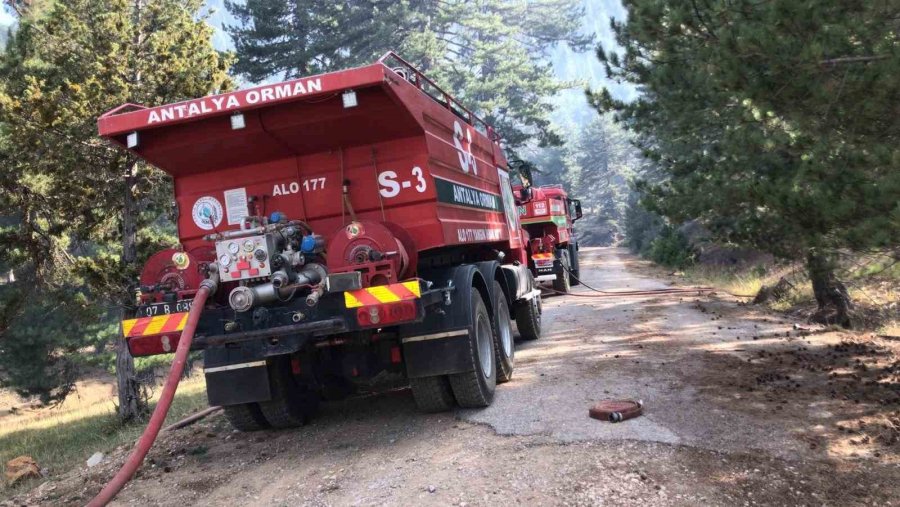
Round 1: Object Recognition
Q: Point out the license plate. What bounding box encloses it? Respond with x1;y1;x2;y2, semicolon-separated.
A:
534;259;554;269
137;299;192;317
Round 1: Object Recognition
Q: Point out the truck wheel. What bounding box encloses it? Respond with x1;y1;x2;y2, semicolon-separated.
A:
449;289;497;407
492;281;515;383
515;294;542;341
258;357;320;429
568;243;581;286
222;403;270;432
552;249;571;293
410;376;456;412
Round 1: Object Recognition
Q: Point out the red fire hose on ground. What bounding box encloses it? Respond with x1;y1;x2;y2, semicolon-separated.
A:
88;280;214;507
542;264;755;299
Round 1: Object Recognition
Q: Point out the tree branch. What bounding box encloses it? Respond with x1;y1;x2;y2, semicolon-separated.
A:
819;55;890;66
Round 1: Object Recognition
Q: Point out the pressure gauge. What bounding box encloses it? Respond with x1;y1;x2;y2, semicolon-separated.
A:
227;241;240;255
243;239;255;252
219;254;231;267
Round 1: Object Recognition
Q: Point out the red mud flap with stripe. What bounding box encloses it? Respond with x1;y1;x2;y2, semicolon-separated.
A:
121;312;189;356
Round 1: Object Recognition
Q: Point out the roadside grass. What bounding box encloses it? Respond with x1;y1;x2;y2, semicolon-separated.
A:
0;374;208;497
681;264;770;298
679;253;899;333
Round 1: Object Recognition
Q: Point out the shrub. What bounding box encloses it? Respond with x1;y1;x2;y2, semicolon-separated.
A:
647;226;696;269
623;198;664;254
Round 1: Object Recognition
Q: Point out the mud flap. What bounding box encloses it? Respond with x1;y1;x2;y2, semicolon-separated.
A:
401;264;484;379
501;263;534;300
402;329;471;378
204;361;271;406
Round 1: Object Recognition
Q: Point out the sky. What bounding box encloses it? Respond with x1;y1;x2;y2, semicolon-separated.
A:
548;0;637;126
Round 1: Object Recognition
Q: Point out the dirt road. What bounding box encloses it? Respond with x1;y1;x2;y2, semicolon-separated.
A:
16;248;900;506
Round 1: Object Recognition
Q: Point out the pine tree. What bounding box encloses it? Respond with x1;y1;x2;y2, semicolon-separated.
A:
592;0;900;326
225;0;420;82
225;0;592;147
530;115;649;245
0;0;232;411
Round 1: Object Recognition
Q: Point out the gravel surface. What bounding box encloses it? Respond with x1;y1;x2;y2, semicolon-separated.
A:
7;247;899;506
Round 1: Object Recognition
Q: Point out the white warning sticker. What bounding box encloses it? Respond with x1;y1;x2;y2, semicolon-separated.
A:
223;187;248;225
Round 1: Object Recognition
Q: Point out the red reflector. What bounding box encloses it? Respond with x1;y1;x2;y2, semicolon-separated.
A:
355;300;417;328
390;346;402;364
127;334;180;357
290;357;302;375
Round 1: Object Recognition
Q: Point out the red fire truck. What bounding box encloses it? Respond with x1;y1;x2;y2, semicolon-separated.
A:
515;184;583;293
98;53;543;431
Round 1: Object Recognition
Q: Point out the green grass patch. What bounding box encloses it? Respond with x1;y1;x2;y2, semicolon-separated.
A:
0;376;208;498
681;263;775;298
847;256;900;281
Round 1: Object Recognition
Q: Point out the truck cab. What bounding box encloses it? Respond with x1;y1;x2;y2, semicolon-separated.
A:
514;184;583;292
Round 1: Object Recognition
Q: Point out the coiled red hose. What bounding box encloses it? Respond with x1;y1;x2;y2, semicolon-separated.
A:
88;285;210;507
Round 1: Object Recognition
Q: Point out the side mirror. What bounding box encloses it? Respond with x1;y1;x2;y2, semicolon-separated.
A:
519;186;532;203
570;199;583;221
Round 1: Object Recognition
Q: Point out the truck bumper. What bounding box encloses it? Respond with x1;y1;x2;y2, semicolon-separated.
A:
198;283;448;405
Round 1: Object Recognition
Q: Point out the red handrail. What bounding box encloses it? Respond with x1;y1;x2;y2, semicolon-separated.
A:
99;103;148;119
378;51;501;143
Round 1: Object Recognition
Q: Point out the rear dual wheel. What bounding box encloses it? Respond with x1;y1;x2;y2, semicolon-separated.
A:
449;289;497;407
515;290;542;341
568;243;581;286
491;281;515;383
222;402;269;432
410;287;502;412
410;375;455;413
553;249;571;293
258;356;320;429
224;357;320;431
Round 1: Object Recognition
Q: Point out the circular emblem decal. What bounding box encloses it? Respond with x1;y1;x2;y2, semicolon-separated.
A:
191;196;223;230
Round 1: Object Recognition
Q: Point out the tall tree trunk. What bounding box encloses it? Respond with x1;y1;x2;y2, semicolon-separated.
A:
116;333;143;421
117;164;146;422
117;0;144;421
807;251;853;328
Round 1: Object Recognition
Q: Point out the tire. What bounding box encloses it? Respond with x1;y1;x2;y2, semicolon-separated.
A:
552;249;571;293
491;281;515;383
410;375;456;412
448;289;497;408
568;243;581;286
515;293;542;341
222;403;270;432
258;357;320;429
